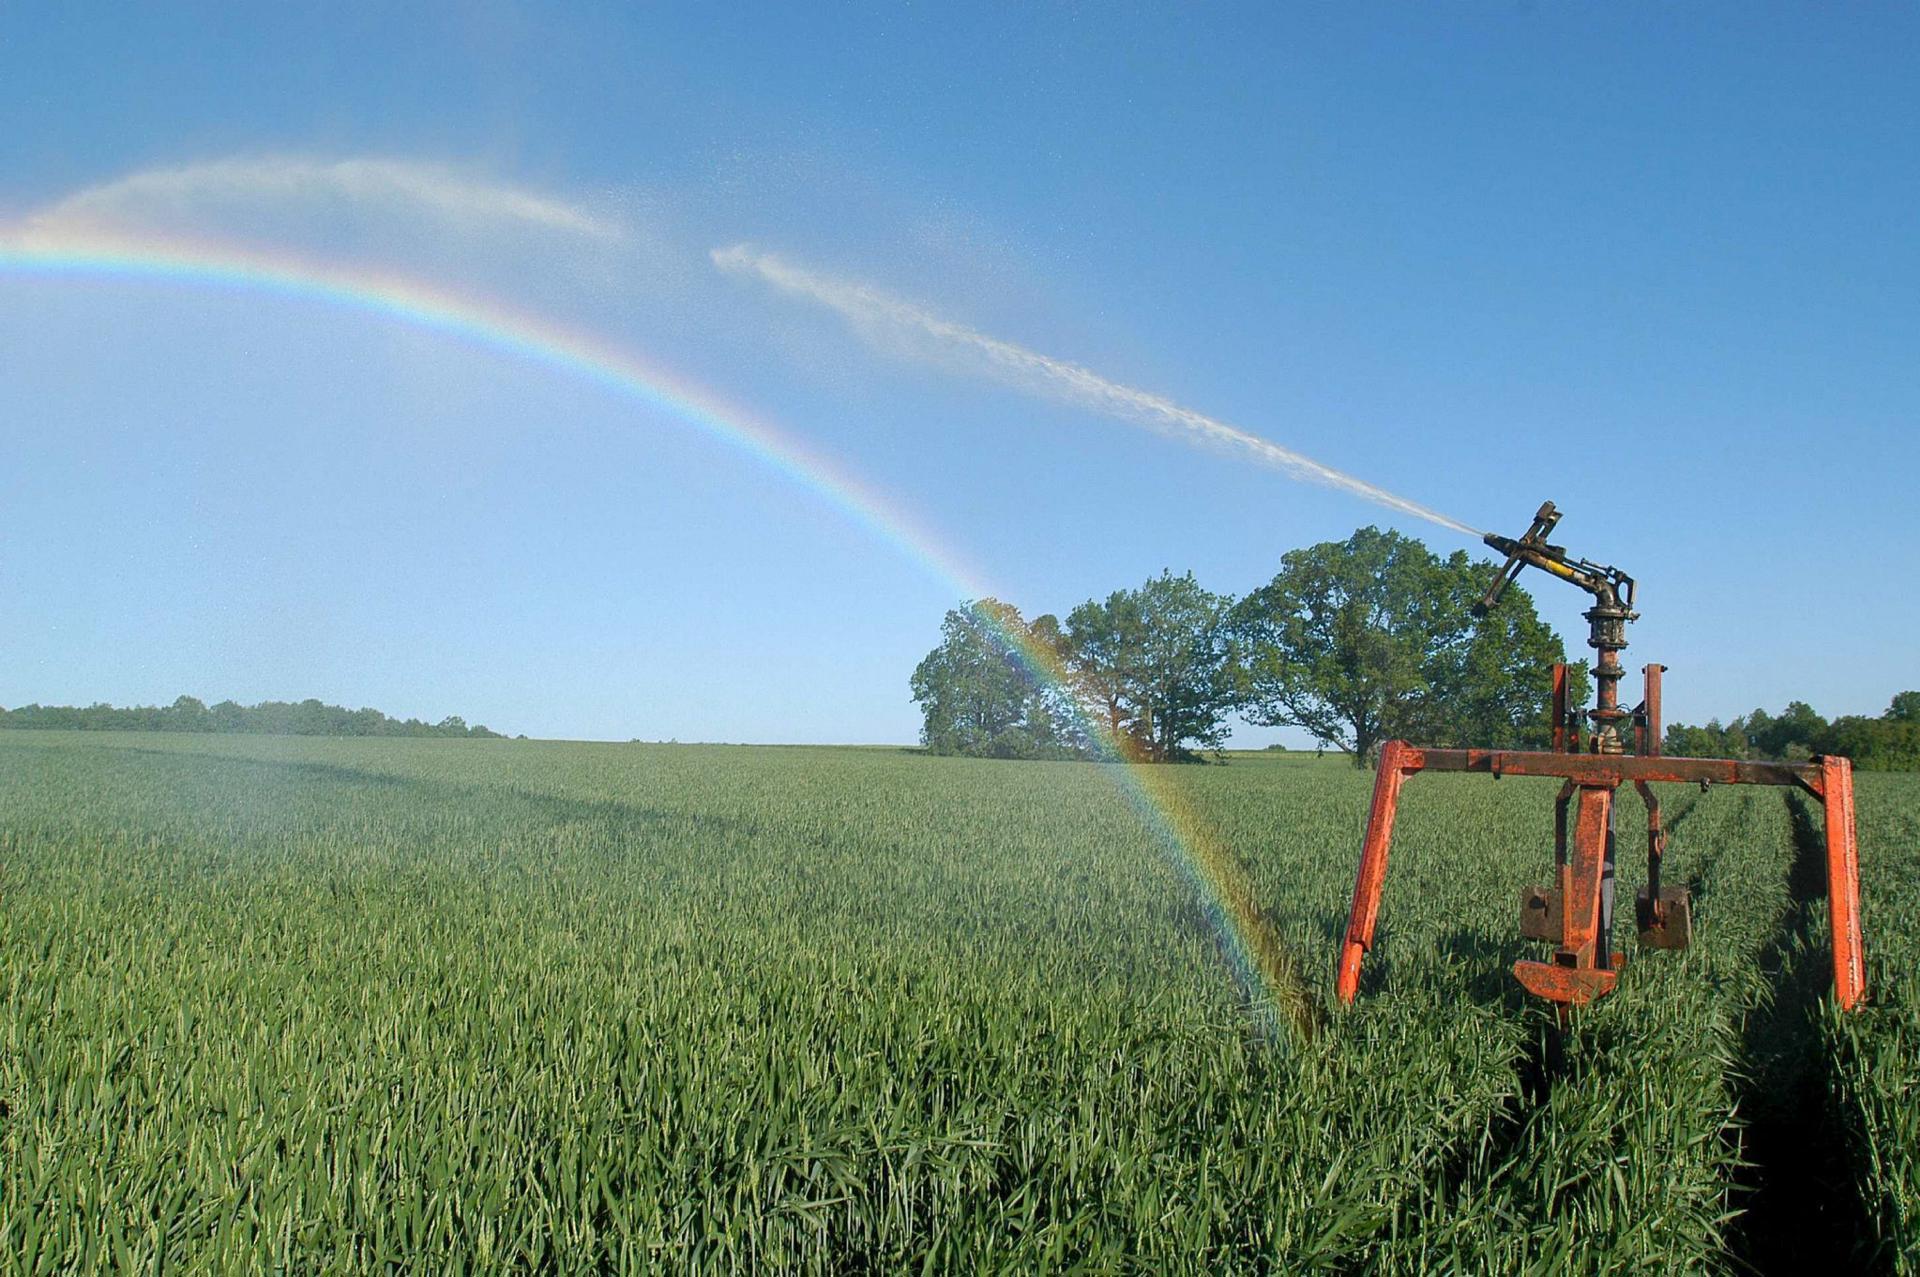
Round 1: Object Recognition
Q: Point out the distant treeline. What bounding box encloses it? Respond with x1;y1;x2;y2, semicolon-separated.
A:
0;696;503;739
1665;693;1918;772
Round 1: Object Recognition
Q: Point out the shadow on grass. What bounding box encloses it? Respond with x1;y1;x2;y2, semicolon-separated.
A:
1723;791;1880;1275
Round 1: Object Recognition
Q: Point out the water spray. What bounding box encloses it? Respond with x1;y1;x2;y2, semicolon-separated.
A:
712;245;1479;537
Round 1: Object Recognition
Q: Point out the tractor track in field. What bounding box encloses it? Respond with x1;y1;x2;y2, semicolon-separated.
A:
1723;791;1879;1275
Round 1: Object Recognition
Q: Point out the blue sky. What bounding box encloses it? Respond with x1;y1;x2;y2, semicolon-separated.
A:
2;4;1915;743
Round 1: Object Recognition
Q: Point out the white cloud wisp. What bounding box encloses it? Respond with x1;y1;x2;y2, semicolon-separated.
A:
22;156;624;244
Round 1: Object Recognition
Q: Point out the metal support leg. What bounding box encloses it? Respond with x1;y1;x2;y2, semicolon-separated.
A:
1337;741;1420;1004
1820;755;1867;1010
1633;781;1666;898
1599;796;1617;967
1631;779;1692;949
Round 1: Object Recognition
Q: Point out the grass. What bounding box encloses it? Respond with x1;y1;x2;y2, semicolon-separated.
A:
1828;775;1920;1272
0;731;1912;1272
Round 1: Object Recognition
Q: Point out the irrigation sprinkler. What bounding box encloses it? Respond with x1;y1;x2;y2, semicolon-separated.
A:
1335;501;1867;1012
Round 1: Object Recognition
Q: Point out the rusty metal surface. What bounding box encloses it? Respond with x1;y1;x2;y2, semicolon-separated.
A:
1821;756;1867;1010
1513;959;1617;1005
1335;739;1418;1004
1638;663;1665;756
1510;786;1620;1005
1562;785;1612;965
1632;779;1668;899
1476;500;1639;752
1519;885;1563;942
1394;747;1819;789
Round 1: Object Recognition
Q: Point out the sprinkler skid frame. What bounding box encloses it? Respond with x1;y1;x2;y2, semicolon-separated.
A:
1334;501;1867;1013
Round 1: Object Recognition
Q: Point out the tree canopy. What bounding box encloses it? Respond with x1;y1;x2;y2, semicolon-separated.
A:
908;600;1083;759
1227;527;1580;766
1064;571;1236;761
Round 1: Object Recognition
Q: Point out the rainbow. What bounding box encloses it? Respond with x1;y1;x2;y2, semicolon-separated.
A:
0;224;1319;1038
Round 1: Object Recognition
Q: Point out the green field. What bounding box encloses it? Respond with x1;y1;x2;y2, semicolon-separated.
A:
1;732;1913;1273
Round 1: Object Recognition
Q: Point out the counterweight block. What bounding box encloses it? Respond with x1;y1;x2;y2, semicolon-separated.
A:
1635;885;1693;950
1518;885;1562;942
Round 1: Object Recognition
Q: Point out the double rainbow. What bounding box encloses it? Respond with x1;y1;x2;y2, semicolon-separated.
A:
0;225;1319;1038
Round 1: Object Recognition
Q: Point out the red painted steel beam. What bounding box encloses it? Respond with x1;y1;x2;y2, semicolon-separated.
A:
1400;747;1817;789
1820;756;1868;1010
1563;785;1610;960
1335;740;1423;1004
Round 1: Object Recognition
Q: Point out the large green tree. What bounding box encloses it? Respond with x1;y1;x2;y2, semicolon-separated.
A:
1426;561;1590;750
1228;527;1579;766
1064;570;1236;761
909;599;1082;759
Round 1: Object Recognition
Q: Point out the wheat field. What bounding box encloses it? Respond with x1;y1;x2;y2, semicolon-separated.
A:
0;732;1912;1272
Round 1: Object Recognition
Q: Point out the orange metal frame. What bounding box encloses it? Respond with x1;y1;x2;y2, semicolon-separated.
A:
1334;669;1867;1012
